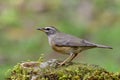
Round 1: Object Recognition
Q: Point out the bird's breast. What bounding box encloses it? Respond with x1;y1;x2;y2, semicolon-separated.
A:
48;37;72;54
52;45;72;54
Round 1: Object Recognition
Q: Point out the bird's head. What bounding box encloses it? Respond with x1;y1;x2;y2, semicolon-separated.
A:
37;26;59;36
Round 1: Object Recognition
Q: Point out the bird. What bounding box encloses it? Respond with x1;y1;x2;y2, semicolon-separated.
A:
37;26;112;66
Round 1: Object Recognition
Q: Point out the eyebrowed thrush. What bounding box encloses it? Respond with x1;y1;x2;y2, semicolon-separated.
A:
37;26;112;66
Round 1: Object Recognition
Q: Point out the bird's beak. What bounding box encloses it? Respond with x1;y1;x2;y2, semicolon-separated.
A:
36;28;45;32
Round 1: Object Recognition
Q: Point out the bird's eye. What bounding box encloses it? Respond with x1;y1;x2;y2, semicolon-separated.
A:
46;28;50;30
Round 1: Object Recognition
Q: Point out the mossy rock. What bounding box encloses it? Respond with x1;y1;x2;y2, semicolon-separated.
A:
6;60;120;80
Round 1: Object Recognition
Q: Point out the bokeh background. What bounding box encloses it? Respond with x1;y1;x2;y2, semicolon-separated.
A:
0;0;120;79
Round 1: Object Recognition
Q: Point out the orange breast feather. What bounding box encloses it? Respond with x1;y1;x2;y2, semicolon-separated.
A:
52;44;71;54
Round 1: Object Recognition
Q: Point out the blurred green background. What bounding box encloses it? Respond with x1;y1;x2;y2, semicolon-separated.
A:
0;0;120;79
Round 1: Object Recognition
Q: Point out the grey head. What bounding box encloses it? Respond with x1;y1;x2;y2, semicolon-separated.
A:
37;26;59;36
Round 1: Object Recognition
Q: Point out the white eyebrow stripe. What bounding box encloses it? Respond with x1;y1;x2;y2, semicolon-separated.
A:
45;27;55;30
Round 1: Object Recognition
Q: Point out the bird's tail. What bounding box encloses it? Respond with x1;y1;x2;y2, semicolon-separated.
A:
96;44;113;49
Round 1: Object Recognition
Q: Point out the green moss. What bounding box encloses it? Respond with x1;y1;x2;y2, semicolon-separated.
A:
6;61;120;80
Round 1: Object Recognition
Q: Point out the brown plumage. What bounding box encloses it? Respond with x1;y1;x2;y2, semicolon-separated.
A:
37;26;112;66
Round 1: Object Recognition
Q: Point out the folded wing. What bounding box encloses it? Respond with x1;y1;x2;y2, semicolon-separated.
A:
53;33;97;47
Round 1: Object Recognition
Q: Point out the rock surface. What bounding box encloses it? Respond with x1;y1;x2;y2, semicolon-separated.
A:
7;59;120;80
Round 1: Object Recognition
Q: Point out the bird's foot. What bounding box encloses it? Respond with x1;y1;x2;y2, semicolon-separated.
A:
57;61;73;67
58;62;65;66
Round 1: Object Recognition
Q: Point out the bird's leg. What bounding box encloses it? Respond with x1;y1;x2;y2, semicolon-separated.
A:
68;53;78;63
59;54;73;66
59;53;78;66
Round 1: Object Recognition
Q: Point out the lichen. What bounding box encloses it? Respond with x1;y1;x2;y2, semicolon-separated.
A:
6;60;120;80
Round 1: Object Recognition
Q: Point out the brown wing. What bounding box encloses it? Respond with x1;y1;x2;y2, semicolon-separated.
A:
53;33;97;47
